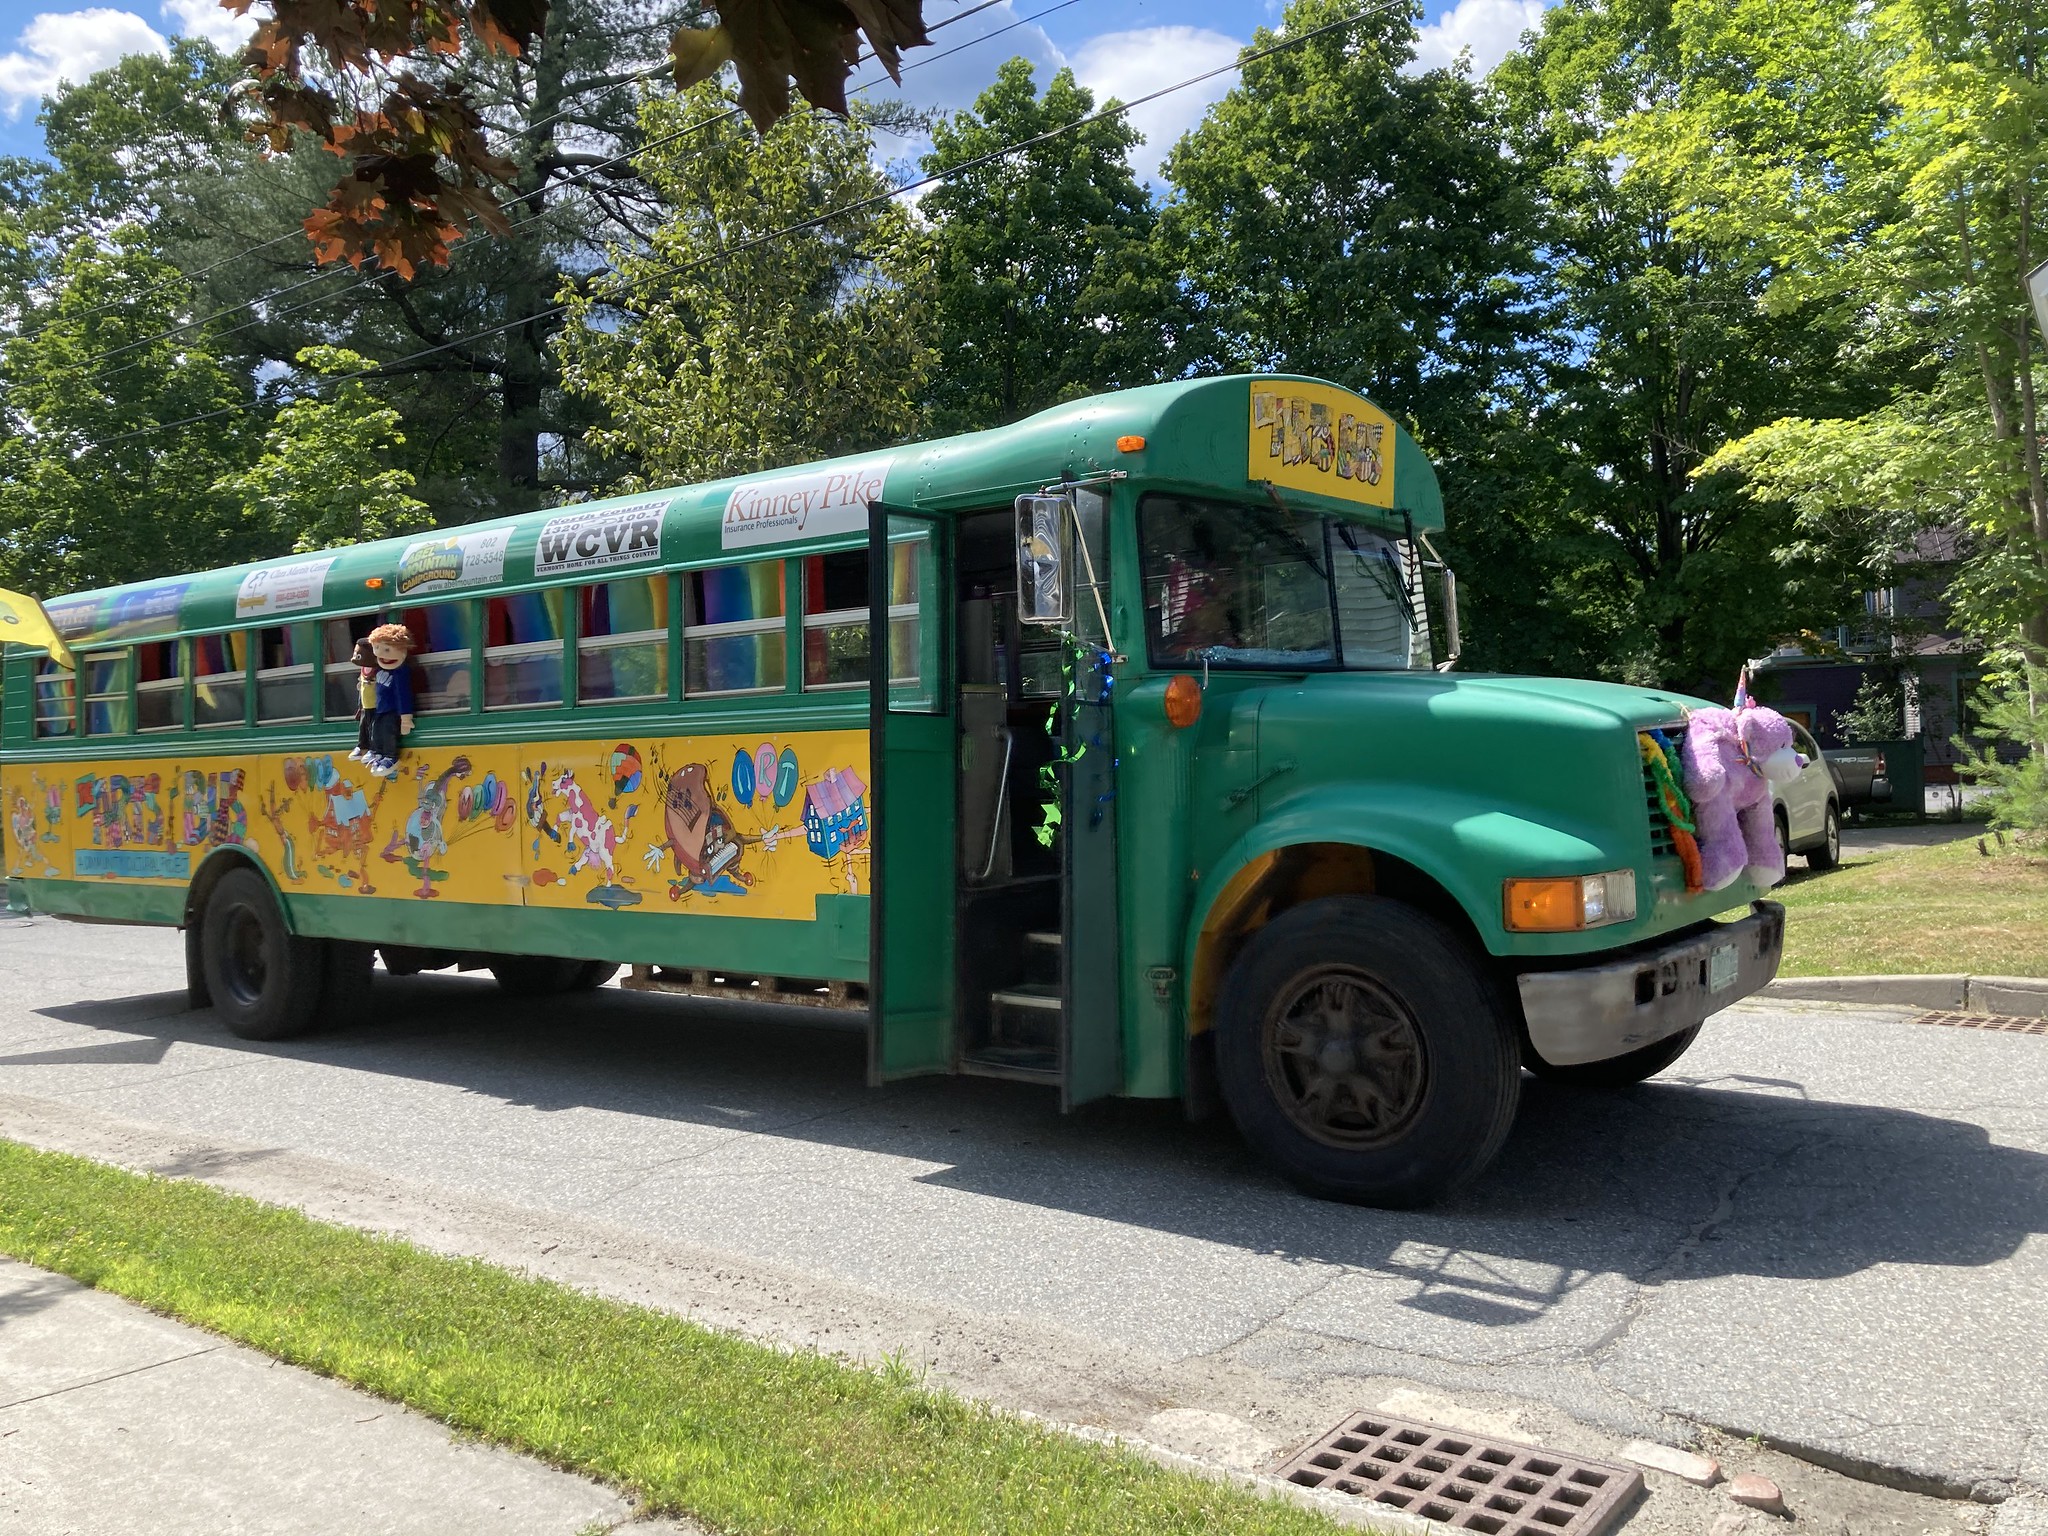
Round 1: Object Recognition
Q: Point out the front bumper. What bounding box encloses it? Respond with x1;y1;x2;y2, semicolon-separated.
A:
1517;900;1785;1067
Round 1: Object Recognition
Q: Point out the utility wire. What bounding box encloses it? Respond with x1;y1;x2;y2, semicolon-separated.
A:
75;0;1399;455
64;0;1059;384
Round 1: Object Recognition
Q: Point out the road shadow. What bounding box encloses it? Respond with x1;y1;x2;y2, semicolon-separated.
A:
11;969;2048;1330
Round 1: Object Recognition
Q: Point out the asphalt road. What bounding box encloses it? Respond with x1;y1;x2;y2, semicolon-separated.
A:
1;913;2043;1514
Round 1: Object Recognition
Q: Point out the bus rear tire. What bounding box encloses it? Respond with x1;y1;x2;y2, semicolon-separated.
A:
200;867;326;1042
572;962;620;990
488;956;588;996
1215;896;1521;1209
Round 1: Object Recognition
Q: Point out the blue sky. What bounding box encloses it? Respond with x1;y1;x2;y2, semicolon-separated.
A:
0;0;1550;174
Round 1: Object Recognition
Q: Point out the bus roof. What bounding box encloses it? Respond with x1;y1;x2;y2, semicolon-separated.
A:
38;373;1443;650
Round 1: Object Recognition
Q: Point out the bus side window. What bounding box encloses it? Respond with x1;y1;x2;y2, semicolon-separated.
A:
578;576;668;704
192;633;247;728
34;659;75;737
82;651;132;736
684;562;786;697
399;602;478;713
256;624;316;724
484;592;563;709
803;549;870;689
320;614;381;722
136;639;184;732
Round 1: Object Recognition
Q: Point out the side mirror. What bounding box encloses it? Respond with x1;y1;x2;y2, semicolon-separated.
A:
1015;493;1074;627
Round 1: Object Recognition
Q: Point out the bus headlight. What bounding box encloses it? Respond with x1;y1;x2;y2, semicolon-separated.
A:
1503;870;1638;932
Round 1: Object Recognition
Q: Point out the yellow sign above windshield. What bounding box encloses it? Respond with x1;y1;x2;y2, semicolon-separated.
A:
1249;382;1396;508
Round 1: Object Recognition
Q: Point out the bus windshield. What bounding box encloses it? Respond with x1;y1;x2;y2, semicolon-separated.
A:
1139;493;1426;671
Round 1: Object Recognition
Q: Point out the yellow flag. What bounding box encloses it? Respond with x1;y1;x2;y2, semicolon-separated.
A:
0;588;77;670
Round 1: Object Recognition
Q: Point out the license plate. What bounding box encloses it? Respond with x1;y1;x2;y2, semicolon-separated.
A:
1708;943;1738;993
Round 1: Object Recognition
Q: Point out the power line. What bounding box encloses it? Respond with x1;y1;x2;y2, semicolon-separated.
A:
74;0;1400;456
62;0;1057;386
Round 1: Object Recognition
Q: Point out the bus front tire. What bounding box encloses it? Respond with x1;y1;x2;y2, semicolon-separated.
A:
1215;896;1521;1209
200;868;326;1041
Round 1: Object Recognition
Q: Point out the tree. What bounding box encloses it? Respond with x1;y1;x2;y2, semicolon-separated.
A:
917;60;1182;434
1162;0;1538;432
1623;0;2048;682
555;80;930;488
1457;0;1879;689
217;346;431;552
160;0;694;512
1157;0;1616;679
0;230;257;594
234;0;931;272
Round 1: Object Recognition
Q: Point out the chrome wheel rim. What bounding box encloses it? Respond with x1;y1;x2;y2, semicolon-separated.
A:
1261;966;1428;1149
1826;811;1839;862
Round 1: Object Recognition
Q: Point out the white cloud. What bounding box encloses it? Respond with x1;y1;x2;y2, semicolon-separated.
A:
161;0;255;53
863;0;1064;127
1409;0;1545;77
0;8;168;115
1069;25;1242;185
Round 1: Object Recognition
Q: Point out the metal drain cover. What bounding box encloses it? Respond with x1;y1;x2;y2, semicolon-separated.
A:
1276;1411;1642;1535
1916;1010;2048;1036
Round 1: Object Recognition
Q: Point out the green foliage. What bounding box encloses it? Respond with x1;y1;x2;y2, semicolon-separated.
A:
1468;0;1876;691
557;81;931;488
1836;673;1906;744
1162;0;1535;424
1622;0;2048;665
1959;670;2048;844
0;1139;1347;1536
918;60;1182;433
217;348;432;553
0;229;257;593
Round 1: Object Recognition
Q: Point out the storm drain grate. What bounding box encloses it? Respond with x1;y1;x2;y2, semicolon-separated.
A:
1276;1412;1642;1535
1915;1010;2048;1036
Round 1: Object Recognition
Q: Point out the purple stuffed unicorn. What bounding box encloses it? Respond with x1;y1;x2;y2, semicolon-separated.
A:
1680;705;1805;891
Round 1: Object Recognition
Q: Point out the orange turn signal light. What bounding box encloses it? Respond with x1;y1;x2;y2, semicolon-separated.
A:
1164;673;1202;728
365;577;385;588
1503;877;1583;933
1116;434;1146;453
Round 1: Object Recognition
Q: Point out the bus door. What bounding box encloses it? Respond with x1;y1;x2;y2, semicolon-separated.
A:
1057;484;1123;1109
953;487;1122;1107
867;506;955;1082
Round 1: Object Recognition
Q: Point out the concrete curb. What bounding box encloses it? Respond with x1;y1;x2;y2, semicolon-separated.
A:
1762;974;2048;1018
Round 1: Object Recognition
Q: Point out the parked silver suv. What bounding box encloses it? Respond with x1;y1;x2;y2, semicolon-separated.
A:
1773;720;1842;870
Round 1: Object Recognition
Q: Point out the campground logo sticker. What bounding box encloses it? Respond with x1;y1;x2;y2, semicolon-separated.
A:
535;500;667;576
396;527;512;596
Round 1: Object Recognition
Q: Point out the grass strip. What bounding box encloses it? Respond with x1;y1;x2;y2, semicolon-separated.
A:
0;1139;1352;1536
1776;835;2048;978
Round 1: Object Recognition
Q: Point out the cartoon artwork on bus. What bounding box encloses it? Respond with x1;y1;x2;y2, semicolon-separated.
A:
284;754;382;891
544;760;636;907
2;727;870;920
7;785;54;878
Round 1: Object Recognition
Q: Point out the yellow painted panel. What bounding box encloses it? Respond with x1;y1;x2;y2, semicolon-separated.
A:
519;730;871;917
7;727;871;922
1248;380;1397;508
4;764;71;879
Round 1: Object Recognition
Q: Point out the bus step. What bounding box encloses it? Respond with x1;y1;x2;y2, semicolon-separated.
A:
960;1043;1061;1084
621;964;868;1011
1021;931;1061;985
989;984;1061;1011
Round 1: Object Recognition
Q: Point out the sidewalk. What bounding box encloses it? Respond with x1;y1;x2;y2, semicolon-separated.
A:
0;1257;698;1536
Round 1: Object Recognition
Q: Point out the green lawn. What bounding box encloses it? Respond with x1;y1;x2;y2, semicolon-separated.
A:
0;1140;1354;1536
1775;833;2048;977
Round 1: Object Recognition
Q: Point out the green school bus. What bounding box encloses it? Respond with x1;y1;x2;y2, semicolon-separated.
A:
0;374;1782;1206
